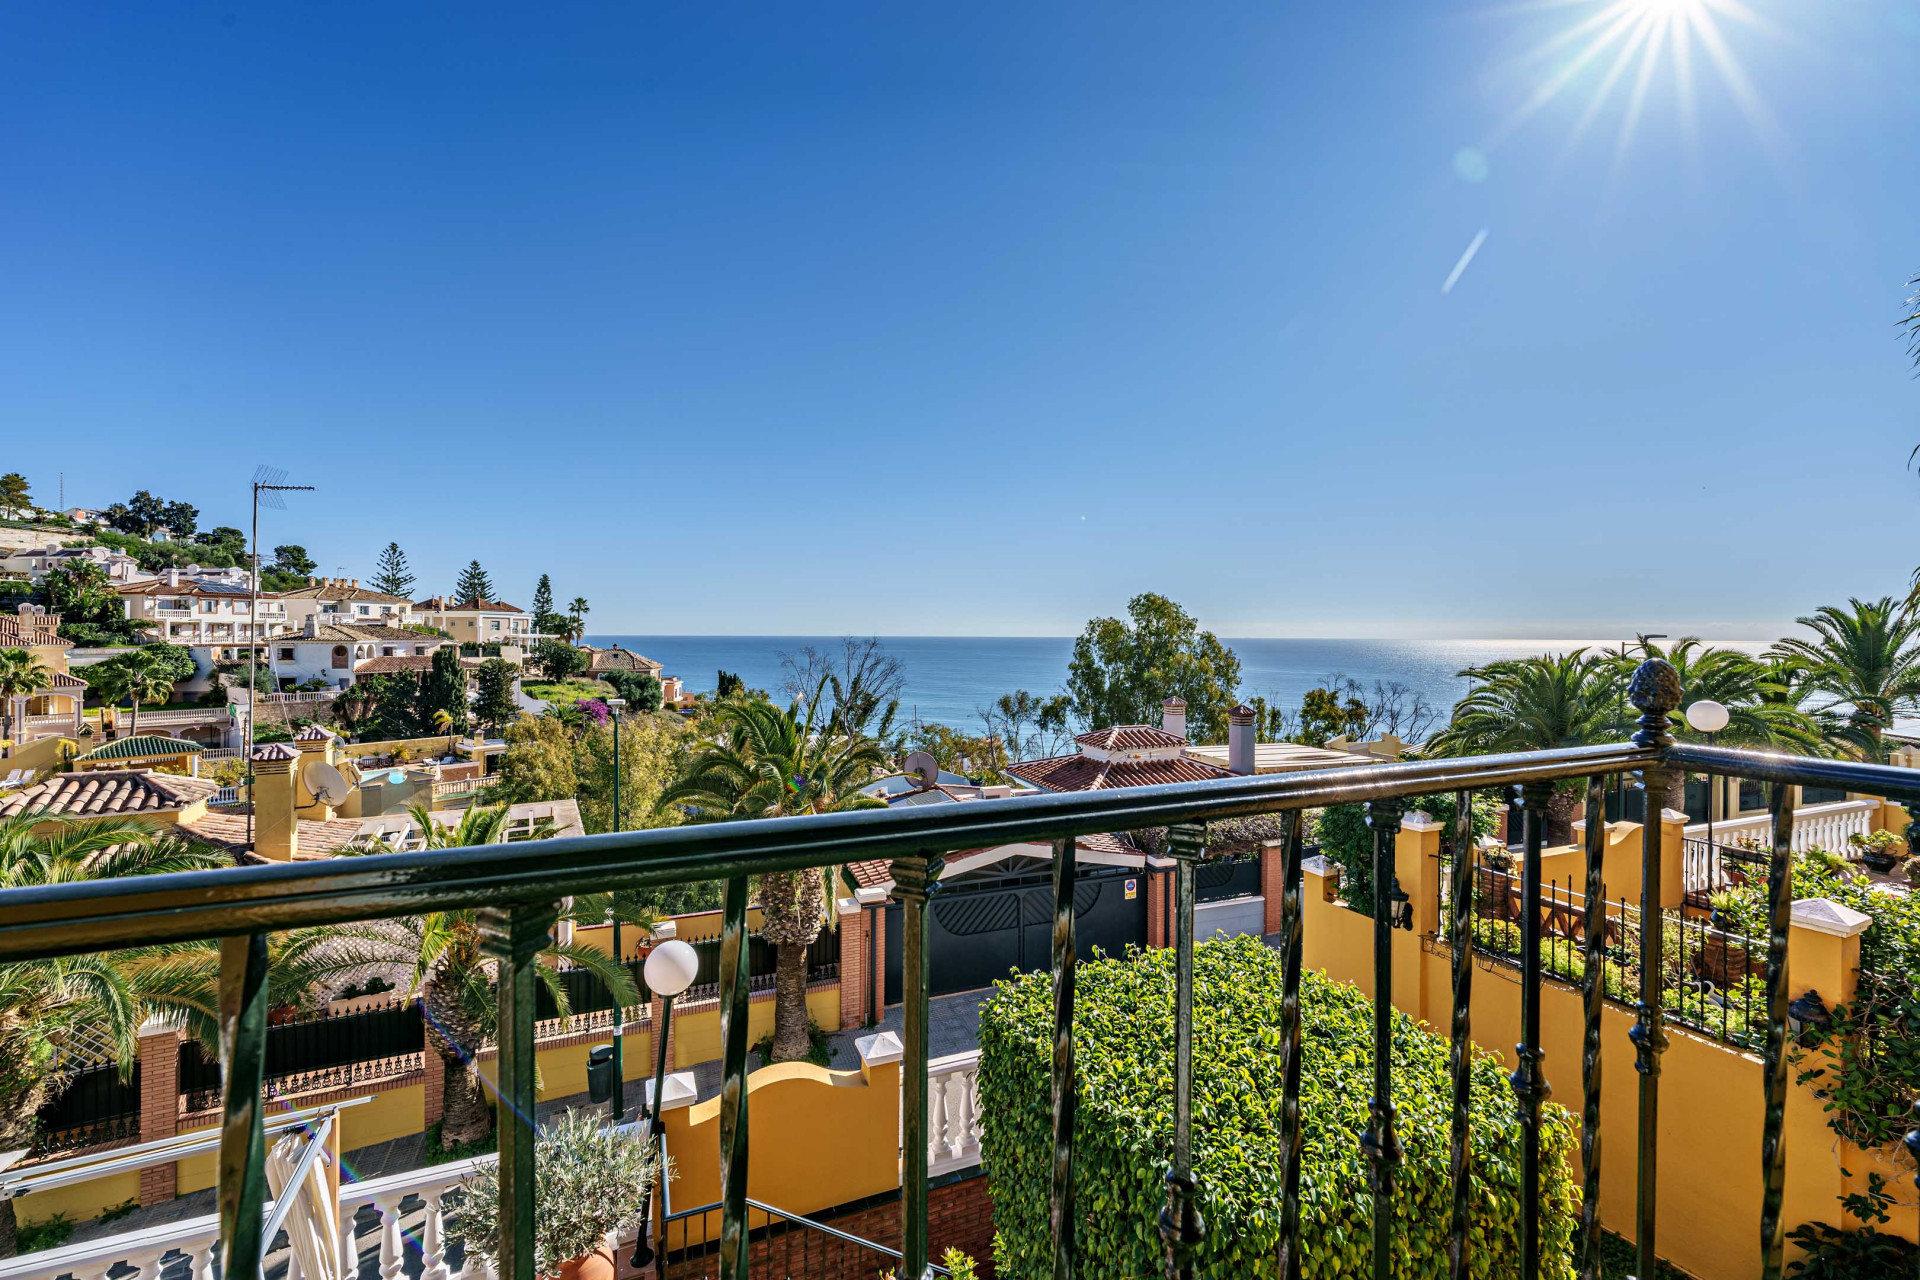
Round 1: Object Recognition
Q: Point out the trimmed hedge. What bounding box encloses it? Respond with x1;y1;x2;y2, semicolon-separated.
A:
979;935;1579;1278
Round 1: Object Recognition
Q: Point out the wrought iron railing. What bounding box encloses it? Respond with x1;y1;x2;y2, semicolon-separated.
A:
658;1196;953;1280
7;662;1920;1280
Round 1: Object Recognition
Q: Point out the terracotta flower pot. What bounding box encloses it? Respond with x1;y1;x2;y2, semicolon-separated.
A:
548;1246;614;1280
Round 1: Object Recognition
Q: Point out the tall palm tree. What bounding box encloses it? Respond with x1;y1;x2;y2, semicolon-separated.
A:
1613;637;1826;810
1770;598;1920;763
0;811;227;1256
657;686;886;1061
314;803;639;1144
0;647;53;751
1426;650;1627;840
88;650;175;737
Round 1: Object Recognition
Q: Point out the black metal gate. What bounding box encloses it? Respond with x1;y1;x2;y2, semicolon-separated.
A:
884;865;1146;1004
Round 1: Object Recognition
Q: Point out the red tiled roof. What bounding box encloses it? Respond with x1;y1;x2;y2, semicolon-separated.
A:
184;811;370;856
1005;752;1233;792
1074;725;1188;751
0;769;219;818
354;654;435;675
414;596;523;613
845;859;891;890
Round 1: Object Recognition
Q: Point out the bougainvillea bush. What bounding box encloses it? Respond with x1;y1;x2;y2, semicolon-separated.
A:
978;935;1579;1278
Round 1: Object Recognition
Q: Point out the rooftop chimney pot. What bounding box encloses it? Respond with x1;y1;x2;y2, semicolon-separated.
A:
1228;703;1256;776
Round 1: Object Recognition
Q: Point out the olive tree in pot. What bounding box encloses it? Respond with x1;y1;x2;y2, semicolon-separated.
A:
452;1110;661;1280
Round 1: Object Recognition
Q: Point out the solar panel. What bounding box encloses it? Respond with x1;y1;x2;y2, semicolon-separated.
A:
199;582;251;595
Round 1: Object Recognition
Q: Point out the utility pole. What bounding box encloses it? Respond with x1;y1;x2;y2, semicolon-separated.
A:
246;467;314;850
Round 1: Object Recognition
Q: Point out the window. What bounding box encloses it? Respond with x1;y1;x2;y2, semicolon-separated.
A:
1683;776;1711;824
357;605;370;615
278;648;295;661
1802;786;1848;805
1738;779;1766;812
489;620;500;632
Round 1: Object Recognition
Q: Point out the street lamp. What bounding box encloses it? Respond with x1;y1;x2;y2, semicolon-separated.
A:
1687;699;1731;849
629;938;698;1268
602;697;628;1122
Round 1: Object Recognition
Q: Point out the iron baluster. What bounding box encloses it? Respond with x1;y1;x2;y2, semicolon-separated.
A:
717;876;752;1280
1758;782;1797;1278
1051;835;1078;1280
1276;810;1307;1280
216;933;270;1280
1447;791;1474;1280
1579;777;1608;1280
478;902;562;1280
1160;823;1205;1280
1361;797;1406;1280
1627;658;1680;1280
892;851;944;1280
1512;780;1554;1280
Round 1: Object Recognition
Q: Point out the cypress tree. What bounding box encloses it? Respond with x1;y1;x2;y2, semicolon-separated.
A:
417;645;471;735
371;543;416;598
453;560;495;607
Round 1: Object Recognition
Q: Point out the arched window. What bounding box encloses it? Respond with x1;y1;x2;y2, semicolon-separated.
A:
331;645;349;669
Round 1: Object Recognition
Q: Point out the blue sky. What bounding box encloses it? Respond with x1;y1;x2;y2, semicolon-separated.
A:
2;2;1916;639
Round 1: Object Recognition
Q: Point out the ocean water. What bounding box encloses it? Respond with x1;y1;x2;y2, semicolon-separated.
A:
582;635;1670;734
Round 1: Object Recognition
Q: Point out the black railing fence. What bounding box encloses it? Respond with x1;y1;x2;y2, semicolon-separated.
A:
32;1061;140;1155
1194;853;1261;904
12;663;1920;1280
658;1195;952;1280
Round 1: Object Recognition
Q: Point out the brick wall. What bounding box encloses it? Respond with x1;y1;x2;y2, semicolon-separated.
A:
659;1172;996;1279
136;1022;182;1205
837;906;869;1029
1261;840;1285;936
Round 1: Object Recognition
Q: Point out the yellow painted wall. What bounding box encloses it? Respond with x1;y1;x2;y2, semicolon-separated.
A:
176;1084;426;1195
1301;866;1910;1280
477;1026;652;1101
15;1171;140;1228
669;906;767;944
339;735;458;760
669;989;840;1070
6;733;76;774
662;1054;902;1246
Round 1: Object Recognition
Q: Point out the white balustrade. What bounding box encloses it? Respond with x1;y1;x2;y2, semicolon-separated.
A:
927;1049;983;1176
1687;798;1881;854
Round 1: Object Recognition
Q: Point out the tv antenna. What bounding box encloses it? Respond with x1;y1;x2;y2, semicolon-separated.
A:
247;466;316;849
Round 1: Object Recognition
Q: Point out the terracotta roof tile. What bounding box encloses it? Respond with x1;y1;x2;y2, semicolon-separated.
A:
1005;753;1234;792
1074;725;1188;751
252;743;301;761
414;596;523;613
0;769;219;818
183;812;370;856
353;654;435;675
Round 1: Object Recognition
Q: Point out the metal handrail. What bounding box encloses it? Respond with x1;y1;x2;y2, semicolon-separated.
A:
660;1197;954;1278
0;742;1660;960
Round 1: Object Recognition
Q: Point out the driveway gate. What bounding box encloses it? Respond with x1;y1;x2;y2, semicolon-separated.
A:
884;864;1147;1004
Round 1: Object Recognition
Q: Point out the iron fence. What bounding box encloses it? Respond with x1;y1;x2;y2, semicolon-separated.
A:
658;1196;951;1280
32;1061;140;1155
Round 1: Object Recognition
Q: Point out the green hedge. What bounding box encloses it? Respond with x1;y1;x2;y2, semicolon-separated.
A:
978;935;1579;1278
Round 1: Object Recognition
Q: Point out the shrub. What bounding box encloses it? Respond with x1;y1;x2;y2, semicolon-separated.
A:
1785;1221;1917;1279
978;935;1579;1278
450;1109;656;1273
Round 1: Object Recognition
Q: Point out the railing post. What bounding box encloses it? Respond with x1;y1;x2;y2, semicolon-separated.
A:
1051;835;1078;1280
1276;810;1307;1280
1361;797;1407;1280
1513;780;1554;1280
1627;658;1680;1280
1159;822;1205;1280
216;934;270;1280
479;901;562;1280
1578;778;1608;1280
1758;781;1798;1279
716;875;752;1280
1447;791;1474;1280
890;851;944;1280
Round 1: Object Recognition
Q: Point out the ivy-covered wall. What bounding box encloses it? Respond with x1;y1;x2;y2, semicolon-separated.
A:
978;935;1579;1277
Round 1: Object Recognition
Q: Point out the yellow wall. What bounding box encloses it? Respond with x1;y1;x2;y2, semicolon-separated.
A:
477;1026;653;1101
15;1172;140;1228
6;733;76;774
1302;841;1910;1280
340;735;457;760
670;989;840;1070
661;1053;902;1245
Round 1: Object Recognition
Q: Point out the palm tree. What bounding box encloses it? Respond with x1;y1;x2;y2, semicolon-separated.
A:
1426;650;1628;840
657;686;885;1061
0;647;53;751
88;650;174;737
0;811;227;1256
568;598;589;634
1614;637;1826;810
1770;598;1920;763
652;690;879;1059
315;803;639;1144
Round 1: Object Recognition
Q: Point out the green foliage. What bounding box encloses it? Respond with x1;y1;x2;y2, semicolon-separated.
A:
46;559;144;643
534;638;587;681
454;559;495;606
422;1118;497;1166
1294;685;1371;747
97;1197;140;1225
715;669;744;698
1784;1222;1917;1279
472;658;520;732
352;671;426;742
194;526;247;558
1063;592;1242;743
907;720;1010;782
603;668;663;712
979;936;1579;1278
496;713;579;806
370;542;415;599
0;473;31;512
271;544;316;576
15;1212;72;1253
1310;795;1494;914
751;1017;836;1067
416;646;470;736
1770;598;1920;761
1428;650;1626;759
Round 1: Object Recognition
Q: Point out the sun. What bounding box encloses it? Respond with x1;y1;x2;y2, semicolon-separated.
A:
1480;0;1784;168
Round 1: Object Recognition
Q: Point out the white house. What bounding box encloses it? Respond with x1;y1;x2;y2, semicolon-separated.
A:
3;544;144;586
271;579;420;632
268;620;453;690
116;573;286;644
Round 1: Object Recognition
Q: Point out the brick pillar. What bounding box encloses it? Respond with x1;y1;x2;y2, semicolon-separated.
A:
1146;862;1168;949
837;897;868;1029
423;1051;445;1128
1260;841;1285;936
137;1018;182;1205
870;903;888;1021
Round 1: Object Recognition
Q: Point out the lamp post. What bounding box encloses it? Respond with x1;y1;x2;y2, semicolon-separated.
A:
1686;699;1731;849
604;696;627;1122
631;939;698;1268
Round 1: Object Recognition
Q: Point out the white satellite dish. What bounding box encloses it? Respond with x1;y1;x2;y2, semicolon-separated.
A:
304;760;352;807
903;751;940;789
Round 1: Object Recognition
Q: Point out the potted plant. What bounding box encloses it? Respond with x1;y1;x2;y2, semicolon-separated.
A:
453;1110;660;1280
1707;890;1739;933
1847;829;1905;875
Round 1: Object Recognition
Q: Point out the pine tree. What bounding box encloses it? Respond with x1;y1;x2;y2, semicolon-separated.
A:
371;543;416;599
416;646;470;735
454;560;495;607
531;574;554;619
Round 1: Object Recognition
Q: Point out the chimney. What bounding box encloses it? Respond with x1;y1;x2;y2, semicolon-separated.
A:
1228;704;1257;775
251;748;299;860
304;614;318;639
1161;697;1187;742
167;568;180;588
349;579;358;589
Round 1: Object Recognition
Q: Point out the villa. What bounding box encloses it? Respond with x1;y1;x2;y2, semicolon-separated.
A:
115;573;285;644
0;605;87;760
270;578;420;631
264;619;454;690
413;594;541;646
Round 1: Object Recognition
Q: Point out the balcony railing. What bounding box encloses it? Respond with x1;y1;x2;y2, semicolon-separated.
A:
4;661;1920;1280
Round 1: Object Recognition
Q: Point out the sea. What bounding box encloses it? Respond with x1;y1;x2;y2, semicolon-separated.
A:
580;636;1710;734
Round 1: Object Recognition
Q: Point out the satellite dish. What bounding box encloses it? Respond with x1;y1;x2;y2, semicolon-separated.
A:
304;760;352;807
903;751;940;789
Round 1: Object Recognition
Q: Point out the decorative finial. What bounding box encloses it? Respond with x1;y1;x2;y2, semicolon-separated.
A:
1628;658;1682;750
